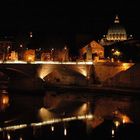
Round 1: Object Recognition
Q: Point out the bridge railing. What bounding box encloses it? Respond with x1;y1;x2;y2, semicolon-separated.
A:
0;60;94;65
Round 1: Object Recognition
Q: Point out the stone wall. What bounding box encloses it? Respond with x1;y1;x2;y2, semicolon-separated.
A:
103;64;140;88
94;62;134;83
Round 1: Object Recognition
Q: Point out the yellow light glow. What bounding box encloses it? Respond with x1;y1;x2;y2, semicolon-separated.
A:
122;63;132;71
78;103;87;114
4;124;27;131
85;114;93;120
114;120;120;127
27;56;34;62
64;128;67;136
2;95;9;105
77;115;86;120
39;107;54;121
113;50;121;56
112;129;115;138
7;133;11;140
2;60;94;65
122;115;131;124
62;117;76;121
38;65;53;79
79;69;87;77
51;126;54;131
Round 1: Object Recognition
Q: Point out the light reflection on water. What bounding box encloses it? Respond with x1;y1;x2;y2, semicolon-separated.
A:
0;89;10;111
0;87;140;139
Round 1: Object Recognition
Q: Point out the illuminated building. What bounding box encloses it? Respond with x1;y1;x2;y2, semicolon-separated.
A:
60;46;69;61
100;15;132;46
107;15;127;41
23;49;35;62
80;40;104;61
41;52;51;61
0;40;12;61
10;51;18;61
52;46;69;61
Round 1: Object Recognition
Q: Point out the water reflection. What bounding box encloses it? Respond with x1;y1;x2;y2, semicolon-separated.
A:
0;89;9;111
0;87;140;139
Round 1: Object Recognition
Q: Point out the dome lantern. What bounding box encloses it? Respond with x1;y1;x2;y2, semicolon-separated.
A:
114;15;120;23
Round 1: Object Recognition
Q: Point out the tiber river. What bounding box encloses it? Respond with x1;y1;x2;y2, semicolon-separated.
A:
0;85;140;140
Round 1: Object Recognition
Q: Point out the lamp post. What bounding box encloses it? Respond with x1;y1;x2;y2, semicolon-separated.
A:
19;44;23;60
3;45;10;62
51;48;54;61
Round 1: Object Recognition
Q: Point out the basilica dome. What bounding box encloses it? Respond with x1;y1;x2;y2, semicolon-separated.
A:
106;15;127;41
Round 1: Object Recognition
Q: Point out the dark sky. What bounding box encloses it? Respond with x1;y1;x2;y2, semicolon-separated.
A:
0;0;139;46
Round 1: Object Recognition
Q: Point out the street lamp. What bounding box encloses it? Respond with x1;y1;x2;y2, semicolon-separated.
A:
51;48;54;61
19;44;23;60
7;46;11;60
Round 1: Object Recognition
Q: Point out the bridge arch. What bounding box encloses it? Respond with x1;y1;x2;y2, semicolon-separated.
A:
0;67;31;79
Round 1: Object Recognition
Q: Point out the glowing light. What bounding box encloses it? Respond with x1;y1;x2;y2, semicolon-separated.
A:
1;60;94;65
114;120;120;128
51;126;54;131
85;114;93;119
4;124;27;131
2;95;9;105
122;63;132;71
7;133;11;140
112;129;115;138
0;114;96;132
30;32;33;38
79;69;87;77
62;117;76;121
27;56;33;62
77;115;86;119
122;115;131;124
24;49;35;62
37;61;92;79
38;65;53;79
19;136;23;140
39;107;54;121
76;103;88;115
113;50;121;56
64;127;67;136
3;61;27;64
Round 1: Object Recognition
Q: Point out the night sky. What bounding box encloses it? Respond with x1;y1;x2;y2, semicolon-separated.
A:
0;0;139;51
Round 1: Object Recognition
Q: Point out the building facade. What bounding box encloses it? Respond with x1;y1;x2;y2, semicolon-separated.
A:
100;15;132;46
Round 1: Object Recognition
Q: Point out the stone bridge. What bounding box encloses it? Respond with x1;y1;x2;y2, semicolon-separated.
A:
0;61;136;89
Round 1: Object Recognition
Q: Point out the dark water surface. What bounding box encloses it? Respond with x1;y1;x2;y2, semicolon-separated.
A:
0;86;140;140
